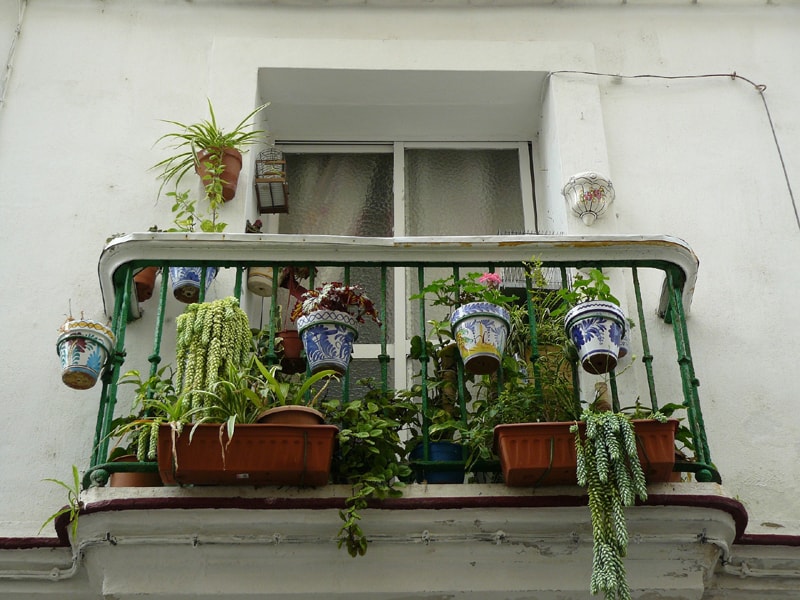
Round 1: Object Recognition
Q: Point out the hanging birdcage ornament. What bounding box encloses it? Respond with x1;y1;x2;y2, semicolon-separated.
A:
562;172;614;226
254;148;289;214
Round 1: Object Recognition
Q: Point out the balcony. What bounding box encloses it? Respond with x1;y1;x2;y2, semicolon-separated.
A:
68;232;742;599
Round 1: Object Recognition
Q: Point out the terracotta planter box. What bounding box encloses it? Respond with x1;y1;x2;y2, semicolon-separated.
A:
157;423;338;487
494;419;678;487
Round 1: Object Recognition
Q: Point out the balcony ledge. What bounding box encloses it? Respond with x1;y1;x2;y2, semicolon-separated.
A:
6;484;800;598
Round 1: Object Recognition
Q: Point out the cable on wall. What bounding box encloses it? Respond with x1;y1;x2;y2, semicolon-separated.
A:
547;70;799;233
0;0;27;118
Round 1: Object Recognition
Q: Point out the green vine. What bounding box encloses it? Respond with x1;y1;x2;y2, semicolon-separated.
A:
175;297;251;410
572;410;662;600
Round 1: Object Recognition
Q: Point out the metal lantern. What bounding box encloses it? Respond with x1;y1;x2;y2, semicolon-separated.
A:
562;172;615;226
254;148;289;214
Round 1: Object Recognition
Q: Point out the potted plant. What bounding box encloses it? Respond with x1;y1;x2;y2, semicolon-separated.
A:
153;98;269;206
323;379;417;557
56;313;115;390
146;297;340;486
406;320;471;484
104;366;180;487
411;271;518;375
555;268;628;375
290;282;381;375
165;189;225;303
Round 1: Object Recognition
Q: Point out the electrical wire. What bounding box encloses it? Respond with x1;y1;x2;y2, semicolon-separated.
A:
548;70;799;232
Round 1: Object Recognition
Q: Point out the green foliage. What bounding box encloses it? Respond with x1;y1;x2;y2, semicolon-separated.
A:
166;189;227;233
39;465;82;540
571;410;648;600
251;357;337;409
323;380;416;557
175;297;252;411
152;99;269;209
556;268;620;314
410;271;518;312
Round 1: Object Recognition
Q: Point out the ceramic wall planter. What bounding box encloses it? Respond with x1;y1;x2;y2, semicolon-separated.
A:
409;441;465;484
196;147;243;202
564;301;626;374
157;423;338;486
169;266;218;304
247;266;274;297
133;266;160;303
450;302;510;375
56;319;115;390
296;310;358;375
494;419;678;487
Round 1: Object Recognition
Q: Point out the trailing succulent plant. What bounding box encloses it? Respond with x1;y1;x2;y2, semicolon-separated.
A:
572;409;667;600
175;297;252;411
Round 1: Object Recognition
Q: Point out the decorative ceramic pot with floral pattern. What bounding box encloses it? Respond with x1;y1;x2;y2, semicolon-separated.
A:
296;309;359;375
450;301;510;375
56;318;116;390
169;266;218;304
564;301;626;374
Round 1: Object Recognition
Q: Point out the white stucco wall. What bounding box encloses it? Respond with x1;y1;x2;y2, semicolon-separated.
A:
0;0;798;539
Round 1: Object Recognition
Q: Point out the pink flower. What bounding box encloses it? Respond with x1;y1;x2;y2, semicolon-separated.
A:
477;272;502;289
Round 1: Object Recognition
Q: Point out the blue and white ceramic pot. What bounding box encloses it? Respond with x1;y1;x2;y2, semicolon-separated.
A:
56;319;116;390
296;309;358;375
564;301;626;375
169;266;218;304
450;302;511;375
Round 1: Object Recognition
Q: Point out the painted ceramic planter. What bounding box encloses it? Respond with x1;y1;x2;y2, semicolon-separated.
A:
247;266;274;297
494;419;678;487
296;310;358;375
564;301;626;374
56;319;115;390
410;441;465;484
169;266;218;304
450;302;510;375
157;423;338;486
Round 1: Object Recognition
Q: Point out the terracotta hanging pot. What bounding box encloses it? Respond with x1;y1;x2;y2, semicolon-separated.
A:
278;329;306;374
196;147;243;202
133;266;160;303
109;455;163;488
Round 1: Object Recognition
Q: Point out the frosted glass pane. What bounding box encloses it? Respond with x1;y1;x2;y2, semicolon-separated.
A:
405;149;523;235
280;153;393;236
279;154;394;345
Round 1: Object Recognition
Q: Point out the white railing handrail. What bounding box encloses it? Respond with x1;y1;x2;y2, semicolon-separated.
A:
98;233;699;318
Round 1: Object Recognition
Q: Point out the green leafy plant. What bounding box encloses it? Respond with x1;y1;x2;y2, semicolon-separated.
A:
571;409;667;600
555;268;620;314
39;465;82;539
166;189;227;233
323;380;416;557
251;357;337;409
153;99;269;211
175;297;252;411
411;271;518;312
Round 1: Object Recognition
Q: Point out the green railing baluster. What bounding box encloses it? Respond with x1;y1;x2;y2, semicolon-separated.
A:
416;266;430;461
148;266;170;379
666;268;718;483
378;265;390;394
631;267;658;412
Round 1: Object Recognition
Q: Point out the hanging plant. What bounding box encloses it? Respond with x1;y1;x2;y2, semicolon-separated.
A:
572;409;666;600
175;297;251;410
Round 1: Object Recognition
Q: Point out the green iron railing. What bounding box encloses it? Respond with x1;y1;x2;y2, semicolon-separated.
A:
84;233;719;488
